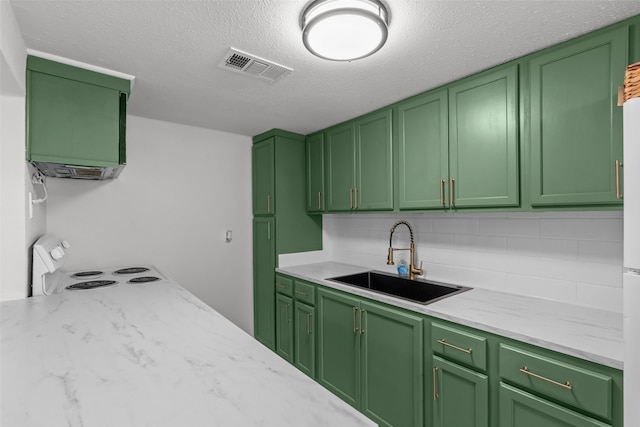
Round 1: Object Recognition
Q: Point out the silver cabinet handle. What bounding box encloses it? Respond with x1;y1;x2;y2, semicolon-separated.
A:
307;313;312;335
267;194;271;213
285;303;291;323
359;309;365;335
433;367;439;400
440;179;446;206
349;188;354;209
294;289;310;297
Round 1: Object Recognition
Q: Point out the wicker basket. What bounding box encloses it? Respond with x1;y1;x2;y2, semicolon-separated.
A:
624;62;640;102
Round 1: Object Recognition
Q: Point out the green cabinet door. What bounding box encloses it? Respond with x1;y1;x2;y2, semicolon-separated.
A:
294;301;316;378
449;65;519;208
253;217;275;350
360;300;423;427
252;138;275;215
499;383;611;427
275;293;294;363
529;27;627;206
432;355;489;427
355;109;394;211
397;90;449;210
306;132;325;213
317;288;361;408
326;122;357;211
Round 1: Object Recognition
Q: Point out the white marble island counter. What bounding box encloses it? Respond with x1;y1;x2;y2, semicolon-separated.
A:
0;280;375;427
277;262;623;370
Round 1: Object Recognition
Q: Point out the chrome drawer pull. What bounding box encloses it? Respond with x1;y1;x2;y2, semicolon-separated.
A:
520;366;572;390
437;338;472;354
295;290;310;297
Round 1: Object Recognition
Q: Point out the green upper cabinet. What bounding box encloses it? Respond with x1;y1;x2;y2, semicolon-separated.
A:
252;138;275;216
396;90;449;210
306;132;325;213
356;109;394;211
325;109;393;211
26;56;130;169
449;65;520;208
326;122;357;211
529;26;628;206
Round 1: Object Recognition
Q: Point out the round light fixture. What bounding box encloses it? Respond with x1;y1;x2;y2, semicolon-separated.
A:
301;0;389;61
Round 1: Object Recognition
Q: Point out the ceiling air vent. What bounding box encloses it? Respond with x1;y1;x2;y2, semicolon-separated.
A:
218;48;292;83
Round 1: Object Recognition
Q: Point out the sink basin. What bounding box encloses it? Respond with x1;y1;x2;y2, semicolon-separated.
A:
328;271;470;305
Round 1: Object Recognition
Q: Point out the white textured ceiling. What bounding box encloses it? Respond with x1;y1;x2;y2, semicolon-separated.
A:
9;0;640;137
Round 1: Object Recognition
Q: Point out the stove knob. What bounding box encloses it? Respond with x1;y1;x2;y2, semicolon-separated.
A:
60;240;71;249
50;247;65;260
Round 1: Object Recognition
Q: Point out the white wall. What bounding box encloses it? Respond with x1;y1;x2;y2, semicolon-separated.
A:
1;0;47;302
45;116;254;333
324;211;623;312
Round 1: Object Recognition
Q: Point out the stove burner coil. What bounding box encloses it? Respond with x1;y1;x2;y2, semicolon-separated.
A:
66;280;118;290
113;267;149;275
128;276;161;284
71;271;104;278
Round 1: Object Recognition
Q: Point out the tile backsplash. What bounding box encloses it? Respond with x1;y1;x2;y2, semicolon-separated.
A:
321;211;623;312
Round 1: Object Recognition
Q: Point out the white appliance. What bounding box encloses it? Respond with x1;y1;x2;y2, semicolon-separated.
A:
32;234;169;296
623;96;640;425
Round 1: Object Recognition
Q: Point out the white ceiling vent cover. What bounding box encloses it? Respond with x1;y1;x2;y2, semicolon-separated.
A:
218;48;292;83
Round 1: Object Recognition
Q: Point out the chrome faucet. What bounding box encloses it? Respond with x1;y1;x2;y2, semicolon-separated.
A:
387;220;424;280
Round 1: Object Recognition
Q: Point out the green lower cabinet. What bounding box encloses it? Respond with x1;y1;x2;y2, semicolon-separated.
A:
499;383;611;427
252;218;275;350
293;301;315;378
317;288;423;427
432;355;489;427
275;293;294;363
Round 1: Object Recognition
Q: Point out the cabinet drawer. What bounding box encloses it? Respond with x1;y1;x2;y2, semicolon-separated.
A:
275;275;293;296
432;322;487;372
294;280;315;305
499;344;612;420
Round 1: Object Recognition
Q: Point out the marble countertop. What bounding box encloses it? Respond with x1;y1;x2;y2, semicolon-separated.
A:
0;280;375;427
277;262;623;370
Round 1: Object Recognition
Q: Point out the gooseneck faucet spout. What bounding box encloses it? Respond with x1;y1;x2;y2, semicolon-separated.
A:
387;221;424;280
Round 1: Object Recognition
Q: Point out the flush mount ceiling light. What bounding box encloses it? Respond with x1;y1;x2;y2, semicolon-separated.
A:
301;0;389;61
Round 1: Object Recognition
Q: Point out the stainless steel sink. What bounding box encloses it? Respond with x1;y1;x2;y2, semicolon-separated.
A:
328;271;470;305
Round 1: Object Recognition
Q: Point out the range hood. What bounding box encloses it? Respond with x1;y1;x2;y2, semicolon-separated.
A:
31;161;125;180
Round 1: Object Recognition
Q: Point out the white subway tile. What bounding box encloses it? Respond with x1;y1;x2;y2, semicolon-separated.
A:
504;255;541;276
577;211;623;219
422;263;454;282
432;217;478;235
453;235;507;252
540;218;623;241
507;237;578;260
577;240;623;264
477;218;541;237
417;232;454;249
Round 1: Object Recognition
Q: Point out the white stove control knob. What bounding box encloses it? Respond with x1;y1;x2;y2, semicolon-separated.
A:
60;240;71;249
50;247;65;261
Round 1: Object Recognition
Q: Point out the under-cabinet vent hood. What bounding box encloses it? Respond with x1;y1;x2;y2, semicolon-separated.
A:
218;48;292;83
